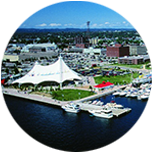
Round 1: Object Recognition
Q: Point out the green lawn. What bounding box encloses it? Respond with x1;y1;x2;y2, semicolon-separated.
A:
51;89;95;101
111;63;144;69
94;72;139;85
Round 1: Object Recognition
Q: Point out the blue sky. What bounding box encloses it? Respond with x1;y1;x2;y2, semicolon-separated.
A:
20;1;133;29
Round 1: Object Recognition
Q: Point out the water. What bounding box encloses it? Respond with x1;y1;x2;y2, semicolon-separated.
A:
4;94;147;151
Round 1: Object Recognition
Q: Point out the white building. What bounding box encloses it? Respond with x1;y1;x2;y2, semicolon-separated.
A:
21;43;57;53
129;45;148;55
83;48;102;55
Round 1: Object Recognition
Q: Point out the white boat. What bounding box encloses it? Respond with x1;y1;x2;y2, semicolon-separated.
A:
113;104;131;112
92;100;98;105
106;103;131;112
113;90;121;96
130;93;137;98
140;94;149;100
96;101;104;106
88;107;113;119
119;91;127;96
126;92;131;97
61;103;81;113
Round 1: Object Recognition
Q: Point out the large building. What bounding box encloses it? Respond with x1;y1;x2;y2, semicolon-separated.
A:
83;48;101;55
106;45;130;57
21;43;57;53
74;36;90;48
129;45;147;55
118;55;150;65
89;37;99;46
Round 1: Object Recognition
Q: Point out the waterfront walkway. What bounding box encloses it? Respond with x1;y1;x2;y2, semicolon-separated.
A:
2;85;126;106
3;85;131;117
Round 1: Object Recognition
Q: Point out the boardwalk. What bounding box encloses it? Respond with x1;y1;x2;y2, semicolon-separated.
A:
3;88;64;106
3;84;131;118
2;85;131;117
2;85;126;107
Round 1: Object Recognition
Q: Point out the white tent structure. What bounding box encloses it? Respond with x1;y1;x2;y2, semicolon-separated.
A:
13;55;82;88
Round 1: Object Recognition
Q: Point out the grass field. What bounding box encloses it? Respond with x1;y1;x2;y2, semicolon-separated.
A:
111;63;144;69
94;72;139;85
51;89;95;101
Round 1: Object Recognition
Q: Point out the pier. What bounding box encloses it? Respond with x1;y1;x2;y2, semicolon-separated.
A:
112;109;131;117
2;85;129;117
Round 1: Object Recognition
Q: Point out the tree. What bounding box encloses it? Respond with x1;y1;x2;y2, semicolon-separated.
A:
89;86;93;92
5;68;9;74
13;66;19;74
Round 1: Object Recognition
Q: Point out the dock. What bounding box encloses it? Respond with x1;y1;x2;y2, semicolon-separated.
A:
2;85;130;117
112;109;131;117
76;103;131;117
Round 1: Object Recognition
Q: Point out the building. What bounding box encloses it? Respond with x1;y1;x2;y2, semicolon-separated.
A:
89;37;99;46
74;36;90;48
118;55;150;65
3;54;19;62
83;48;102;55
129;45;147;55
107;45;130;57
69;48;83;53
118;56;143;64
21;43;57;53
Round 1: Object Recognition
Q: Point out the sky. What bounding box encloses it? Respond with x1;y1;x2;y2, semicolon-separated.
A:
20;1;133;29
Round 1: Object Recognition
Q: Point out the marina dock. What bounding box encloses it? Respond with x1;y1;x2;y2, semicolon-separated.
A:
112;109;131;117
77;103;131;117
2;85;130;117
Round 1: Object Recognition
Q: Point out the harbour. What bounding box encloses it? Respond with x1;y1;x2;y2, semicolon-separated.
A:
3;92;147;151
2;85;129;117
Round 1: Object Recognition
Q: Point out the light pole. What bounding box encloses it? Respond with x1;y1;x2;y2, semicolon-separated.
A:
62;94;64;101
78;92;81;99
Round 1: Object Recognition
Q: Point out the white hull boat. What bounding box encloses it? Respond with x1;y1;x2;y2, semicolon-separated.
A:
119;91;127;96
140;95;149;100
61;103;80;113
88;107;113;119
113;91;120;96
106;103;131;112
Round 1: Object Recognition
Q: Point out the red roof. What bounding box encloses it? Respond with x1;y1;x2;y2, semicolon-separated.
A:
1;79;5;85
94;81;114;88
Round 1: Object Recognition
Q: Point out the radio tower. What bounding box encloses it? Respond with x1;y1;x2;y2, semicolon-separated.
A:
86;21;90;48
87;21;90;38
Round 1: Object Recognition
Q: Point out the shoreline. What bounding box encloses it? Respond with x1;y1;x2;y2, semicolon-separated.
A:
2;85;126;107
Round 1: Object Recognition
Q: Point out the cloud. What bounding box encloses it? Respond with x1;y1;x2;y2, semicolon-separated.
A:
92;23;97;27
99;24;103;26
49;23;61;27
64;23;74;27
37;23;47;27
105;22;110;24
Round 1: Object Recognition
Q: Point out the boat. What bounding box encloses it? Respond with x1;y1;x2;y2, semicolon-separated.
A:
126;92;131;97
113;104;131;112
61;103;81;113
88;107;113;119
106;102;131;113
119;91;127;96
130;92;138;98
140;94;148;100
92;100;98;105
96;101;104;106
112;90;121;96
